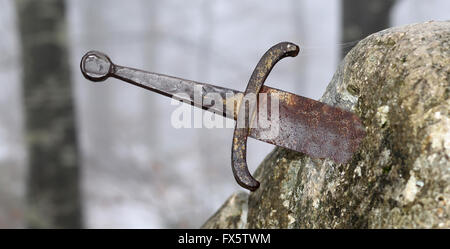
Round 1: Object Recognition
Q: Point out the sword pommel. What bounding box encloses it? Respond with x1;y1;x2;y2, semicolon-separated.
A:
80;51;113;82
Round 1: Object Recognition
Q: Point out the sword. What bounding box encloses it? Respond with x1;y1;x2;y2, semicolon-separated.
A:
80;42;366;191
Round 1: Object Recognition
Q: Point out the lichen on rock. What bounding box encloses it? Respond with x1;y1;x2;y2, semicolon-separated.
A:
202;21;450;229
202;192;249;229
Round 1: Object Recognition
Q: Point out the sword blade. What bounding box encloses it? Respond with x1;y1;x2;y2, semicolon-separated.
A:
81;51;365;163
254;87;366;163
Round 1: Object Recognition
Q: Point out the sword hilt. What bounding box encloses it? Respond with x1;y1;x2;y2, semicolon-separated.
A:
80;42;301;192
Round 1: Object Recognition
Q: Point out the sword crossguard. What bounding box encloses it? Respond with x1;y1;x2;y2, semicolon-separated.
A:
231;42;299;191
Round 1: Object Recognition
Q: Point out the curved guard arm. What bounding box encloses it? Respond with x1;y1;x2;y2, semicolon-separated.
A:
231;42;299;191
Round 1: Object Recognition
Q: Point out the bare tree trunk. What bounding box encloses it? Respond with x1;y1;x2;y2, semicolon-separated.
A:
16;0;82;228
341;0;396;57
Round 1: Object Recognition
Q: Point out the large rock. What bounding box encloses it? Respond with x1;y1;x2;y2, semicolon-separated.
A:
202;192;249;229
202;21;450;229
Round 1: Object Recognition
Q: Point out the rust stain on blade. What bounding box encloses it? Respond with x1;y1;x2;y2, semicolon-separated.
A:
249;86;366;164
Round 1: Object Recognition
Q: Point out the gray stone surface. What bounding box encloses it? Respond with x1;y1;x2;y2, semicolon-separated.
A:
202;192;249;229
202;21;450;228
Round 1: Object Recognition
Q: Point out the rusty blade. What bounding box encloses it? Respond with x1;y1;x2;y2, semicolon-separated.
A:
251;86;366;164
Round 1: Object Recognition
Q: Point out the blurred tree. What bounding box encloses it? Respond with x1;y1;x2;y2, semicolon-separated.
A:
15;0;82;228
341;0;396;57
